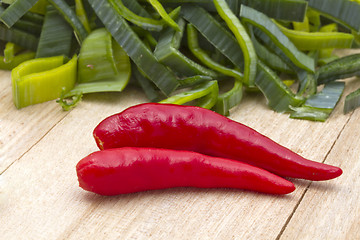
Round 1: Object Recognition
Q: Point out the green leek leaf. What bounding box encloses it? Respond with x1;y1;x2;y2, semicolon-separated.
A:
306;0;360;32
35;5;73;58
47;0;88;43
88;0;179;96
344;87;360;114
12;55;77;109
317;54;360;85
255;60;304;112
154;17;218;78
276;21;354;51
0;0;38;28
240;4;315;73
290;82;345;121
160;80;219;109
181;5;244;71
214;0;257;87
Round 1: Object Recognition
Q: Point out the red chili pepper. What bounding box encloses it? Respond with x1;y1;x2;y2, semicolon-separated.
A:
76;147;295;195
93;103;342;181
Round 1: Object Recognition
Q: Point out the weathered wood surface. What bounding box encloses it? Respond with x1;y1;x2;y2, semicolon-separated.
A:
0;70;359;240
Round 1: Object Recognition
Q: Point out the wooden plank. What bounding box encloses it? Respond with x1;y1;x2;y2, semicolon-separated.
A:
0;81;353;239
0;70;69;173
279;82;360;239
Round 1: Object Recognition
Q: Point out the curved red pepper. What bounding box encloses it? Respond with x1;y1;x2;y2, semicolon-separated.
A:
76;147;295;195
93;103;342;181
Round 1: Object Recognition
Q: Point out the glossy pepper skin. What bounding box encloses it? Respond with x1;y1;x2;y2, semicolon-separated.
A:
76;147;296;195
93;103;342;181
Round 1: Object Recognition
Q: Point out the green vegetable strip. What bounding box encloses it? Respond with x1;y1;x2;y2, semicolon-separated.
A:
226;0;240;15
145;0;308;22
35;6;73;58
181;5;244;70
154;18;218;78
132;65;163;102
0;51;35;70
13;18;43;36
250;26;314;95
77;28;118;83
160;80;219;109
255;60;304;112
214;0;257;87
344;87;360;114
131;26;158;50
306;8;321;32
0;25;39;51
276;21;354;51
29;0;49;15
111;0;165;31
88;0;179;96
296;70;317;96
186;22;243;115
317;54;360;85
240;5;315;73
47;0;88;43
187;23;243;79
64;38;131;97
292;15;310;32
0;0;38;28
146;0;181;31
122;0;152;17
1;0;17;4
21;11;44;25
248;26;293;74
318;23;337;60
75;0;91;33
239;0;308;22
306;0;360;32
290;82;345;121
214;79;243;116
12;55;77;109
178;75;213;87
4;42;22;63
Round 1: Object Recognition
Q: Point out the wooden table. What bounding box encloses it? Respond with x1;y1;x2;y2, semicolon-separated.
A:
1;66;359;239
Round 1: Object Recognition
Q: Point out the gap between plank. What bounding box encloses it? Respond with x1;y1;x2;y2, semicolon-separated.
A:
0;111;71;175
275;111;354;240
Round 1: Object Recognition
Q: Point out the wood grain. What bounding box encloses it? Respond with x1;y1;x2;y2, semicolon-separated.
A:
0;70;359;239
0;70;69;173
279;103;360;240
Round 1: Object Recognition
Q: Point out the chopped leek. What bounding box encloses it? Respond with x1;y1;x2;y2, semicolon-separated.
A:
255;60;304;113
240;5;315;73
4;42;22;63
12;55;77;109
0;51;35;70
88;0;179;96
35;5;73;58
181;5;244;71
276;21;354;51
146;0;181;31
317;54;360;85
0;0;38;28
1;0;360;121
47;0;88;43
154;17;218;78
64;30;131;97
290;82;345;121
306;0;360;32
187;23;243;80
160;80;219;109
344;88;360;114
214;0;257;87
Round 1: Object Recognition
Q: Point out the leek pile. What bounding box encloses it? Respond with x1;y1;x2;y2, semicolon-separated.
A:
1;0;360;121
